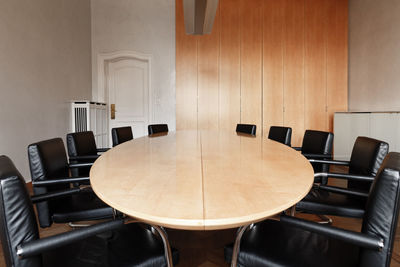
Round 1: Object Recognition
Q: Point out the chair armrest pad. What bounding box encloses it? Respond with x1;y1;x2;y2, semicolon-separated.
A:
33;177;89;186
31;188;82;203
69;163;93;168
309;159;350;166
292;147;302;151
326;172;374;182
17;219;124;258
97;148;110;153
318;185;369;198
303;153;333;160
69;155;99;161
280;215;383;251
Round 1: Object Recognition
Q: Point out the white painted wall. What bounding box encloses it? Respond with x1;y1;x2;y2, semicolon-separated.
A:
349;0;400;111
91;0;176;130
0;0;92;180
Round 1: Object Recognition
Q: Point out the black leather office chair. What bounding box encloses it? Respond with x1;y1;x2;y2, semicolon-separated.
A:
297;136;389;218
225;152;400;267
0;155;179;267
148;124;169;135
66;131;109;177
111;126;133;147
236;124;256;136
294;130;334;184
268;126;292;146
28;138;114;228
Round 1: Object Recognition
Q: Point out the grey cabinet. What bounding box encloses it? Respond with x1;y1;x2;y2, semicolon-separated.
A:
334;112;400;160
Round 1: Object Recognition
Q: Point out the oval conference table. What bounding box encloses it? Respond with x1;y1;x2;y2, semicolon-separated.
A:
90;130;314;267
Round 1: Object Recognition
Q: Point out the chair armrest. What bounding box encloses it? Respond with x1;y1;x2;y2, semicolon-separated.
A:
314;173;328;179
68;163;93;168
32;177;89;186
97;148;110;153
309;159;350;166
325;172;374;182
17;219;124;258
69;155;99;161
318;185;369;198
279;215;383;251
302;153;333;160
292;147;302;151
31;188;82;203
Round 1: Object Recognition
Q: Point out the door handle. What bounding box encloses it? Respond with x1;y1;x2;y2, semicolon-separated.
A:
111;104;116;120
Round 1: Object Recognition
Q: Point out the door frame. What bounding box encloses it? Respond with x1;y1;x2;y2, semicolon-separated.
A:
97;50;153;145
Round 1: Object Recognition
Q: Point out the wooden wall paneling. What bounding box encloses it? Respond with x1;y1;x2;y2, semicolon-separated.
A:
176;0;198;130
327;0;348;132
283;0;305;146
219;0;241;131
198;4;220;130
175;0;348;138
304;0;328;131
240;0;263;134
262;0;285;139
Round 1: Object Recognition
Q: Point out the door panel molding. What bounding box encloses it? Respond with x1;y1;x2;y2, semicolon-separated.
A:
97;51;153;145
98;50;153;121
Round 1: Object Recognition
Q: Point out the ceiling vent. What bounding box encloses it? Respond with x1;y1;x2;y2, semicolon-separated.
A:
183;0;219;35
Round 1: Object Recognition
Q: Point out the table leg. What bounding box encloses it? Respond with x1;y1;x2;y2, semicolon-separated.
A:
124;219;173;267
151;224;174;267
231;224;251;267
290;205;296;216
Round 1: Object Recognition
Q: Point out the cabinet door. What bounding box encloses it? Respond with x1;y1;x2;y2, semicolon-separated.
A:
334;113;370;160
370;113;399;152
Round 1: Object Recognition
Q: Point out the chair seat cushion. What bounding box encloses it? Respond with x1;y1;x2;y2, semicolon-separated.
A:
224;220;359;267
43;223;179;267
296;188;366;218
52;191;114;223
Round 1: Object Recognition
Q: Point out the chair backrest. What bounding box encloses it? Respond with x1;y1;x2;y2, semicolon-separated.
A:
360;152;400;267
348;137;389;192
66;131;98;157
268;126;292;146
236;124;256;136
111;126;133;147
148;124;169;135
28;138;70;228
66;131;97;177
0;156;42;267
301;130;334;177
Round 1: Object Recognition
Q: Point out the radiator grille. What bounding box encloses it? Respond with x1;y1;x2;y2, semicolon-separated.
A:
74;107;88;132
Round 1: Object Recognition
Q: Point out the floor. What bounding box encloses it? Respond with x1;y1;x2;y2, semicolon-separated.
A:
0;178;399;266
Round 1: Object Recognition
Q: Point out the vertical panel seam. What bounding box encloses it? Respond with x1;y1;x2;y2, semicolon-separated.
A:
196;36;199;131
218;2;221;131
280;2;286;126
261;0;264;138
346;0;349;110
282;0;285;126
239;0;242;123
303;0;306;135
304;0;307;130
325;0;329;130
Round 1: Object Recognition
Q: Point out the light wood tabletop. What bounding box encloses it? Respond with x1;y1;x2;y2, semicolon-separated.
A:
90;130;314;230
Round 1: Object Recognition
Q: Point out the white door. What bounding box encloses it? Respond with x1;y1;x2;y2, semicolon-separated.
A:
107;57;150;144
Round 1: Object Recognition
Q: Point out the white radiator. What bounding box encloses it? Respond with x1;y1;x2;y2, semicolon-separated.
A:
71;101;108;148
